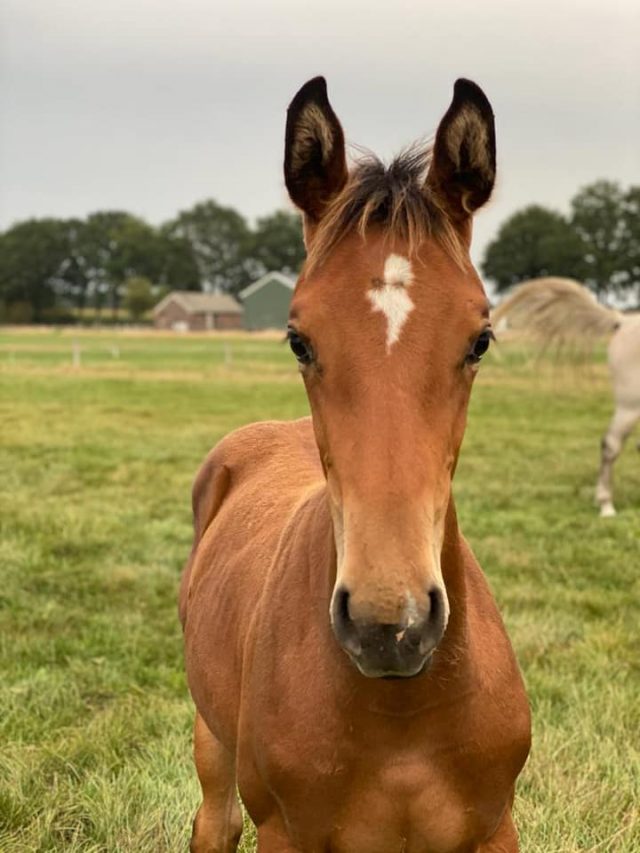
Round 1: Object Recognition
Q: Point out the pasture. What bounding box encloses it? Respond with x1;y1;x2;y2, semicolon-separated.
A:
1;328;638;852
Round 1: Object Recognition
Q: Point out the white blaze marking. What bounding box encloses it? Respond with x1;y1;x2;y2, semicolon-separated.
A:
367;254;415;351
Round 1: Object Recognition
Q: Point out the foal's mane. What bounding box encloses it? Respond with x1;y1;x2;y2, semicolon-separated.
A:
305;144;467;274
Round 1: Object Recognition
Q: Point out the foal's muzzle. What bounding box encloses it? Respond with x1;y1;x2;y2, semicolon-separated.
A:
330;586;447;678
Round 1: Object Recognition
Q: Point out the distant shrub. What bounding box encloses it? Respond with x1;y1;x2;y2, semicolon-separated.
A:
40;306;77;325
0;301;34;324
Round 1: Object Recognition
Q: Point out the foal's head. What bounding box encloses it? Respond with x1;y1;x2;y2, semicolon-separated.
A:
284;78;495;678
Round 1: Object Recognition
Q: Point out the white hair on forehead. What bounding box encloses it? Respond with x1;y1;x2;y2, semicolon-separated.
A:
367;253;415;352
383;254;414;287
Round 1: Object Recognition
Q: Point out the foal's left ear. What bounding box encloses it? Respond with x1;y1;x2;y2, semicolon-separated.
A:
426;79;496;221
284;76;348;221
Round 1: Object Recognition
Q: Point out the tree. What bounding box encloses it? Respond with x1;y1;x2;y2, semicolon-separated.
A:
123;276;155;320
570;180;640;299
80;212;164;314
0;219;69;322
622;186;640;300
54;218;93;312
156;226;201;291
163;200;252;295
248;211;305;279
482;205;586;292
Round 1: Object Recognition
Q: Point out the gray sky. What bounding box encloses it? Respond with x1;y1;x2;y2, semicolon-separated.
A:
2;0;639;266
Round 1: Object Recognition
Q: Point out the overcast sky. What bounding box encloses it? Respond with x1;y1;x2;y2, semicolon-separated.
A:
2;0;639;266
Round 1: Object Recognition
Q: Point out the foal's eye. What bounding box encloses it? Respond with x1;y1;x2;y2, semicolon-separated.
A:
287;328;314;365
467;329;494;364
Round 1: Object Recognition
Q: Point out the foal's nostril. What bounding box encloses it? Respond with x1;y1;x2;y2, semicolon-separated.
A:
428;586;443;623
336;586;351;625
418;586;447;655
331;585;362;656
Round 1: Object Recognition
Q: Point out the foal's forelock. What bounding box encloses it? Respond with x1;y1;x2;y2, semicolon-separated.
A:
304;145;468;276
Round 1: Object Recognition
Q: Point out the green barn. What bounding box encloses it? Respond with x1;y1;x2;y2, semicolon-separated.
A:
239;272;295;331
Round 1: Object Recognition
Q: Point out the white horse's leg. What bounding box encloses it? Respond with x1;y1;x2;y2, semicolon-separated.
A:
596;405;640;517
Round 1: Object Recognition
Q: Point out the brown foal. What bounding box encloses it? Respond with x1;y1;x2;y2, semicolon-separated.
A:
180;76;531;852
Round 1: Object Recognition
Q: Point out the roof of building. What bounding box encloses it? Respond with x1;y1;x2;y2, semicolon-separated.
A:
153;291;243;316
238;271;296;301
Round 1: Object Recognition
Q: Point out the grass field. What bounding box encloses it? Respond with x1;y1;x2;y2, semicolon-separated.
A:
1;328;638;852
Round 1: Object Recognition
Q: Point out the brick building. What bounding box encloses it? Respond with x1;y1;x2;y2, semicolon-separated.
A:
152;292;244;331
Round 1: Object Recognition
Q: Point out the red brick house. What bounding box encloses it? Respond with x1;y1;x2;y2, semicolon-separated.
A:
152;292;244;331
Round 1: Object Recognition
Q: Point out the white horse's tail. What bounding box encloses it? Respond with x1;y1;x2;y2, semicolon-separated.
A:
492;278;621;351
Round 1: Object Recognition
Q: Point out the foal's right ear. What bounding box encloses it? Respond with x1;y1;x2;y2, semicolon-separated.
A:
284;77;348;221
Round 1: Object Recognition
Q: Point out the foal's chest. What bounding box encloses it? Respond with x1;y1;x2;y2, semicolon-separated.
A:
256;710;521;853
325;744;507;853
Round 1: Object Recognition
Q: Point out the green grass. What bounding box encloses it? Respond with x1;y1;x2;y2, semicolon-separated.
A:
0;329;638;852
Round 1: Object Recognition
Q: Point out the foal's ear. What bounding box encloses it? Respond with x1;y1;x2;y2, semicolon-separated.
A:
284;77;348;221
426;79;496;221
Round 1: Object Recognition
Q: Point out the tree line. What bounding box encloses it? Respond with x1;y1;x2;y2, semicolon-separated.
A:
0;202;305;323
1;179;637;323
482;180;639;301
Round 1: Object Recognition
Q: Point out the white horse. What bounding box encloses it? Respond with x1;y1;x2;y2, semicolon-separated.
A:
493;277;640;517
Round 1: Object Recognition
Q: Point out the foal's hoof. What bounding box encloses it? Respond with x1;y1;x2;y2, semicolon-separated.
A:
599;502;617;518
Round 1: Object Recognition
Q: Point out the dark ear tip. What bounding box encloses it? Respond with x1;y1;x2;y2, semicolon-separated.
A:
288;76;329;112
452;78;493;115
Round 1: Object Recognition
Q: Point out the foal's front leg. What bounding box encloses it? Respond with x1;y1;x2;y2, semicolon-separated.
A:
256;820;302;853
476;804;519;853
190;713;243;853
